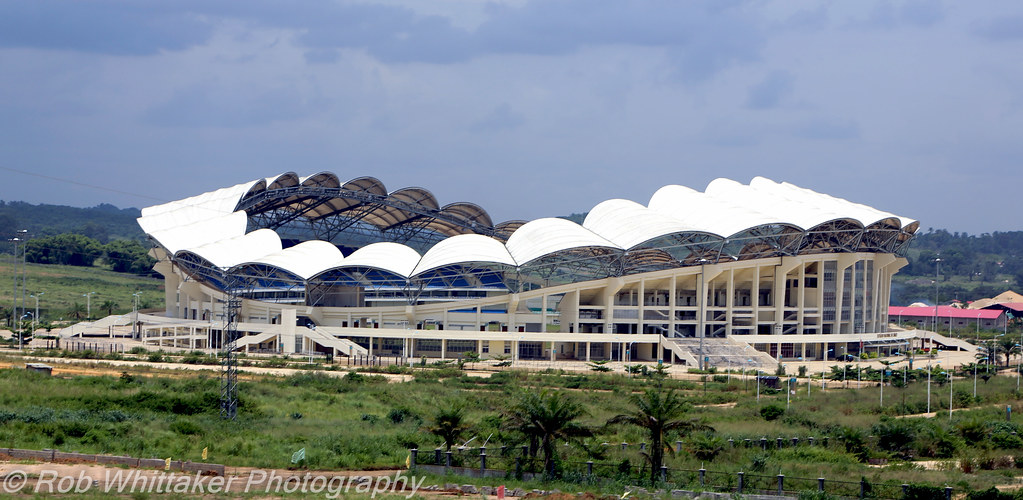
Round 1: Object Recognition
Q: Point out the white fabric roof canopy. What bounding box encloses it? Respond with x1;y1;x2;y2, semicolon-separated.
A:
141;174;918;287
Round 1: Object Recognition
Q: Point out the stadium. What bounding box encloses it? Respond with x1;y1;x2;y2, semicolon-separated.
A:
133;173;922;369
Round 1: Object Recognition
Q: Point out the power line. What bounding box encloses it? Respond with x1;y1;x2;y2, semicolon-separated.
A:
0;166;170;204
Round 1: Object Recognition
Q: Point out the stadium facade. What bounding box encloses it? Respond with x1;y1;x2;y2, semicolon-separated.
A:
136;173;919;367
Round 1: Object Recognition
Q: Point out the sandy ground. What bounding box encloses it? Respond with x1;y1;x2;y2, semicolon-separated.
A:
0;461;453;497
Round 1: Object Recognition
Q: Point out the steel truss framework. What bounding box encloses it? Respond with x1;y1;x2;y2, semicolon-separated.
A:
169;213;917;309
237;186;501;253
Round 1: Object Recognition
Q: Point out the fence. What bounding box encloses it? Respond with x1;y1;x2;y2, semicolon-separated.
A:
0;448;224;476
46;341;124;354
407;446;955;500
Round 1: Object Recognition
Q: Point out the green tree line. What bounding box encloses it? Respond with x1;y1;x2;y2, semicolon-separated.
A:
22;233;156;275
0;200;145;243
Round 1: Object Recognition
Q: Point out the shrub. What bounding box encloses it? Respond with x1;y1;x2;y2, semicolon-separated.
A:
387;407;420;424
902;484;946;500
967;487;1014;500
688;433;725;461
147;353;163;363
170;419;204;435
760;404;785;421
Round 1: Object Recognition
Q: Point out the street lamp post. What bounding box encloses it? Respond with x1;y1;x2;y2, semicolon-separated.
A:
83;292;95;320
927;356;932;414
822;348;833;391
132;292;142;338
974;357;988;398
698;258;708;370
933;257;942;339
30;292;42;335
786;372;791;408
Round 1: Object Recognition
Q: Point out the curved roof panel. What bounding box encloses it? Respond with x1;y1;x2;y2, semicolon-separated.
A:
338;242;421;278
342;176;388;196
240;240;345;280
267;172;299;190
177;229;282;270
648;185;781;237
584;199;701;249
147;211;249;255
704;178;850;230
301;172;341;189
140;180;255;219
413;234;516;276
505;218;620;265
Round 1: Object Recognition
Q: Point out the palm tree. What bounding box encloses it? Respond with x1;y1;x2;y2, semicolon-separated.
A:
426;406;471;452
997;337;1019;367
66;302;87;320
505;390;590;477
607;388;712;484
100;300;118;316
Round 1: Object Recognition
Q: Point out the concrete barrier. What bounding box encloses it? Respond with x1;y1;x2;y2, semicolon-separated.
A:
138;458;167;469
9;448;54;461
182;461;226;476
0;448;224;476
54;451;98;463
95;455;139;467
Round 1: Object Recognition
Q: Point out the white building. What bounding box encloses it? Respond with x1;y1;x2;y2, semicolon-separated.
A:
136;173;920;367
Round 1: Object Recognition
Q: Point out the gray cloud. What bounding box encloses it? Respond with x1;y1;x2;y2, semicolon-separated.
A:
0;0;764;81
471;103;525;133
0;1;214;55
143;85;316;128
746;71;793;109
792;118;860;141
973;16;1023;42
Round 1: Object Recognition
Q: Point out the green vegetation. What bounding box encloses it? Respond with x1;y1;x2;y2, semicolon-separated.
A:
894;229;1023;305
0;260;163;326
2;358;1023;495
0;200;145;242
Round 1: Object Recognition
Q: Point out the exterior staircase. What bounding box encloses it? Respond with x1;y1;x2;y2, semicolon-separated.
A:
662;336;777;370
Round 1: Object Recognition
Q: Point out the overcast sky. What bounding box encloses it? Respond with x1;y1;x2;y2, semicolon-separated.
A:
0;0;1020;234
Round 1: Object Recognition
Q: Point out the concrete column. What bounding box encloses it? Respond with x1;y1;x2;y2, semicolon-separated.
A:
797;264;805;333
156;261;179;319
669;272;677;338
368;337;374;356
585;342;591;361
541;294;548;332
638;279;646;335
282;308;297;354
441;338;447;360
726;268;734;336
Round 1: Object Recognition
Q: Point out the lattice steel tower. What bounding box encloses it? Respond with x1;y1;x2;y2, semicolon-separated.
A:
220;291;241;420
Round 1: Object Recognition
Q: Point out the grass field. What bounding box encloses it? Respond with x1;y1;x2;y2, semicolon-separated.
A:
2;354;1023;495
0;260;163;323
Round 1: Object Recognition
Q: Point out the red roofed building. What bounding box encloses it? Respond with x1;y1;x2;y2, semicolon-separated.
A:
889;305;1005;332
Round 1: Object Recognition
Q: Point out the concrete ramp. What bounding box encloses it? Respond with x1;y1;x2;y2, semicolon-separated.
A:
663;336;777;370
302;328;368;356
915;330;977;353
58;315;131;338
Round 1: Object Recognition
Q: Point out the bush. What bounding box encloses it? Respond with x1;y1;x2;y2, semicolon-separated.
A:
387;407;420;424
170;419;204;435
760;404;785;421
147;353;164;363
967;487;1014;500
902;484;946;500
